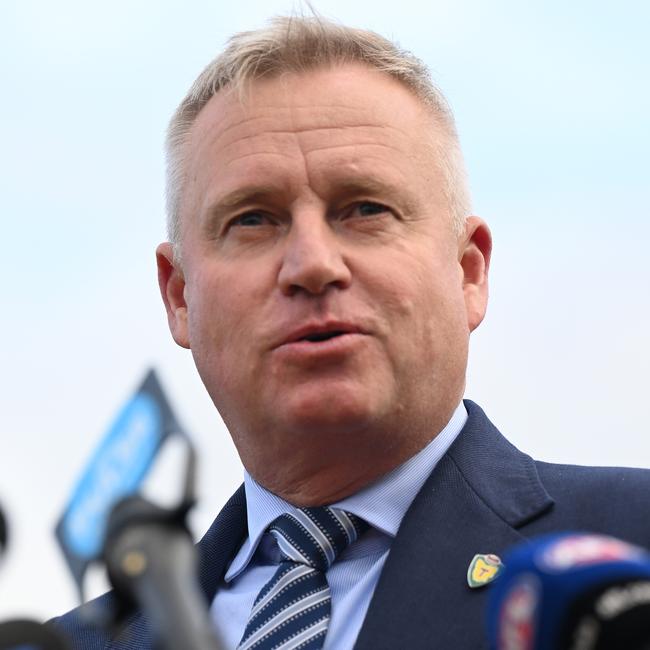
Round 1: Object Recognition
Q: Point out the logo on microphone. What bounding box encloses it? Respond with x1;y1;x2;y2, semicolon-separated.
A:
539;534;645;572
498;574;539;650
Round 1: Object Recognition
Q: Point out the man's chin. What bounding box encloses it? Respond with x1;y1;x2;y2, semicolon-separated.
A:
277;389;389;436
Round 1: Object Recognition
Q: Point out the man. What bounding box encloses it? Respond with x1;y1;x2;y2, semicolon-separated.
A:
55;15;650;649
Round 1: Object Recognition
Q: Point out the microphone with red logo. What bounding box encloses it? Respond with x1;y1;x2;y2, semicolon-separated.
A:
487;532;650;650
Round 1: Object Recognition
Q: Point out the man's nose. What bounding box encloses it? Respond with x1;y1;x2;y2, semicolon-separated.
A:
277;216;352;296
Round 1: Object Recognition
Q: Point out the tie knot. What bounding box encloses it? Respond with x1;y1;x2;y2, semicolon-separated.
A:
269;507;368;572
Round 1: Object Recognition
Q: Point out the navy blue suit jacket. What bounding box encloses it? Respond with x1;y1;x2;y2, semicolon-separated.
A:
53;401;650;648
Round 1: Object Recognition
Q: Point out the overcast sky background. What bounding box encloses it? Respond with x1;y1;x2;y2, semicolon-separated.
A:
1;0;648;622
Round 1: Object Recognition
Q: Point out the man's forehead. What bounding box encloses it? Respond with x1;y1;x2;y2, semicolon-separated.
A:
188;63;434;144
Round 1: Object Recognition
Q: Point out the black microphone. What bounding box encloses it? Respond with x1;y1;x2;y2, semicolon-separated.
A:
487;532;650;650
103;496;221;650
0;504;7;555
0;619;71;650
0;505;72;649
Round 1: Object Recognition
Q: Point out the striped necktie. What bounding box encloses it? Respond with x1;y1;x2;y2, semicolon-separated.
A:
237;507;368;650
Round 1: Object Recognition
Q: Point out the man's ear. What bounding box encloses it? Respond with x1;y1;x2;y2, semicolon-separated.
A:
459;216;492;332
156;242;190;349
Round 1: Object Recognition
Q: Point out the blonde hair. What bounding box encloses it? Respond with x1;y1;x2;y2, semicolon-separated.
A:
165;15;471;248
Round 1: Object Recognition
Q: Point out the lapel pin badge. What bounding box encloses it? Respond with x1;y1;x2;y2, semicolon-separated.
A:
467;553;504;588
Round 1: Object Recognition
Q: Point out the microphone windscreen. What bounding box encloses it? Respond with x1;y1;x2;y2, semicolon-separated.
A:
487;532;650;650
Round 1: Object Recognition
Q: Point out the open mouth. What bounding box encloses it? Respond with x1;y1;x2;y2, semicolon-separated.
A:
301;330;347;342
276;322;363;350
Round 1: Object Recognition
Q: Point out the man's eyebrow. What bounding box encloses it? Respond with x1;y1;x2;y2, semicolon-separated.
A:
211;185;282;211
332;177;418;213
332;177;401;197
208;179;399;213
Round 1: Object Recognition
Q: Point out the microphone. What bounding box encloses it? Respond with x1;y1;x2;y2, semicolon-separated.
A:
487;532;650;650
0;504;7;555
103;495;220;650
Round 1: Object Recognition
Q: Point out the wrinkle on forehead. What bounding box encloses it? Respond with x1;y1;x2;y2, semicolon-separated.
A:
189;67;433;155
218;144;404;180
197;116;420;160
193;116;421;176
219;122;403;142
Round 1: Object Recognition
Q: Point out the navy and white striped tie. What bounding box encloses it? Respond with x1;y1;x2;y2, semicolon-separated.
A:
237;507;368;650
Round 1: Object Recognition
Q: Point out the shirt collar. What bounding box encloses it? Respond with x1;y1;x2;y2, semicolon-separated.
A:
224;401;468;581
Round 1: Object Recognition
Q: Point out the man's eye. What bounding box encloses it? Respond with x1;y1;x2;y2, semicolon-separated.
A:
230;212;270;227
353;202;390;218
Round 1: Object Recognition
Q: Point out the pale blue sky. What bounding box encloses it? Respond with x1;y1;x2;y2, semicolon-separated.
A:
1;0;648;620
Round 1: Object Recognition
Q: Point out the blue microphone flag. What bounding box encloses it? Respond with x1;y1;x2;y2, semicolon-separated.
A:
54;369;185;593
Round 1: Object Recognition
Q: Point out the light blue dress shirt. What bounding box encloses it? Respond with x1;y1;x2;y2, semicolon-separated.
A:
210;402;468;649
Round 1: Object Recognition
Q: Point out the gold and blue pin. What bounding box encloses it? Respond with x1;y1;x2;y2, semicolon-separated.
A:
467;553;504;588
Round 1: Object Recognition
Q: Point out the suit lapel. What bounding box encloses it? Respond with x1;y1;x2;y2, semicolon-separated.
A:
354;401;553;649
196;485;248;602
